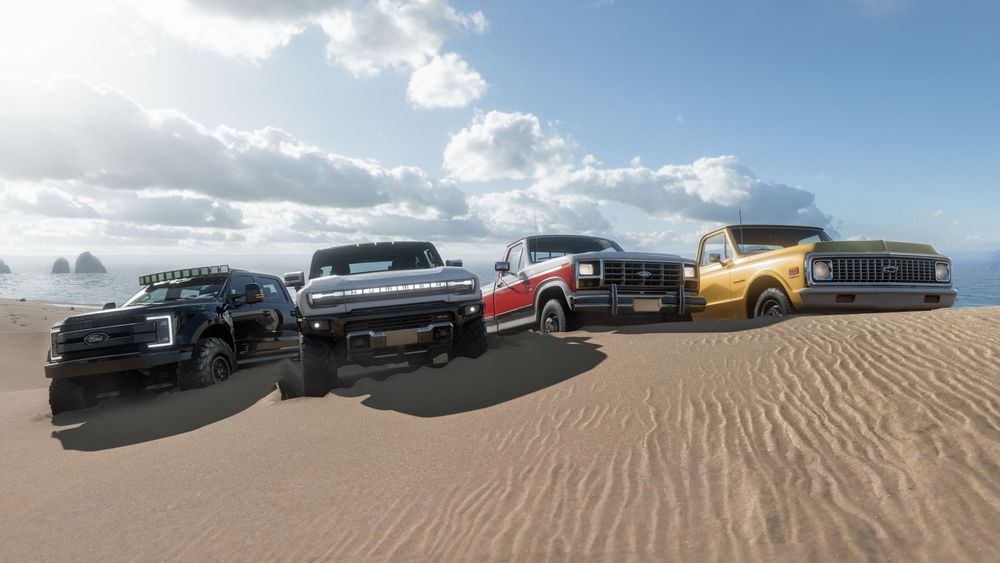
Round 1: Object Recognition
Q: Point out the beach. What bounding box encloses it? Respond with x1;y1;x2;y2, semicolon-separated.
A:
0;298;998;561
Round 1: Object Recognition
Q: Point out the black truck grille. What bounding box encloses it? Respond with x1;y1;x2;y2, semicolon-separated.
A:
821;256;944;284
345;313;450;334
54;320;157;360
602;261;683;291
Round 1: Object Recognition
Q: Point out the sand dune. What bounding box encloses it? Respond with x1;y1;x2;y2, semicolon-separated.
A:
0;301;997;561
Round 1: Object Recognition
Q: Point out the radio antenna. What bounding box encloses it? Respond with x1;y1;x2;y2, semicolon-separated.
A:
738;207;744;255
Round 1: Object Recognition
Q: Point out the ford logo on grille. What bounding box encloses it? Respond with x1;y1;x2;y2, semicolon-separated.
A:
84;332;109;346
638;270;652;278
883;266;900;274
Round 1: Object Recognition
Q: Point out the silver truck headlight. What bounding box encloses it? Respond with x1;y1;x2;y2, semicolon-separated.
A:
579;263;594;276
308;291;345;307
935;262;951;282
812;260;832;281
147;315;174;348
684;265;696;279
448;279;476;294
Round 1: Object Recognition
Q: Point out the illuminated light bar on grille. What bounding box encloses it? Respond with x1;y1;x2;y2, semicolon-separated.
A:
309;279;476;306
139;265;231;286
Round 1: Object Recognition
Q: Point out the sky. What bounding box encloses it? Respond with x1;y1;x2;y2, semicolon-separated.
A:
0;0;997;262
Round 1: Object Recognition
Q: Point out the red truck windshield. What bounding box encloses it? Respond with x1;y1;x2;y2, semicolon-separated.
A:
529;236;623;262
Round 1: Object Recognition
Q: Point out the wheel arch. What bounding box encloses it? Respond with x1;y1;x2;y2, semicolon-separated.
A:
192;320;236;354
744;273;793;318
532;278;572;322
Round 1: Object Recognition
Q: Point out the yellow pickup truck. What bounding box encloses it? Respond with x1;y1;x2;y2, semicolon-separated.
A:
693;224;957;320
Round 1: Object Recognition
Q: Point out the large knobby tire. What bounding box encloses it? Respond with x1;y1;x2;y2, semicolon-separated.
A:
49;377;97;415
177;337;235;390
753;288;793;318
301;335;339;397
449;316;488;360
539;299;567;334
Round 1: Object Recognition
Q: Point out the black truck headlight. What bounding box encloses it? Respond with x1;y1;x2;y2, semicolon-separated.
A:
935;262;951;282
448;279;476;294
812;260;833;281
49;330;62;361
147;315;174;348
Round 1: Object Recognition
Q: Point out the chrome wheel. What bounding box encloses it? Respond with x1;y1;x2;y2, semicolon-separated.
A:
211;356;231;383
542;313;561;333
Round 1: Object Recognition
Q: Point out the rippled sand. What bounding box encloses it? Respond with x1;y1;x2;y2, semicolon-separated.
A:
0;302;997;561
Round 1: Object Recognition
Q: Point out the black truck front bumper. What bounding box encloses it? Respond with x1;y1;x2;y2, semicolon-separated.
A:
44;348;193;380
299;300;484;365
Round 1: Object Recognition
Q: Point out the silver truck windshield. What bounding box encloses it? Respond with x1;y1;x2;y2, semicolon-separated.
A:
124;275;228;306
310;242;445;278
730;227;833;254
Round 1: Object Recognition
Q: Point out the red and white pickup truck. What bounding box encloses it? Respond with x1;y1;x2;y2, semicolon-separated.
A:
483;235;706;333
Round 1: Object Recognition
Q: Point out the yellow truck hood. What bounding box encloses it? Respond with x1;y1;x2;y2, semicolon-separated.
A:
808;240;941;255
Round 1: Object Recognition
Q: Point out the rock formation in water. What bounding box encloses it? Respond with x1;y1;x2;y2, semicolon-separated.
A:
51;257;71;274
0;259;10;274
74;251;107;274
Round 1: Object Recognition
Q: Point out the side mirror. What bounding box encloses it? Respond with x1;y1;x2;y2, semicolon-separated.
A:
102;302;116;310
283;271;305;289
445;259;463;267
244;283;264;305
494;261;510;273
708;253;722;264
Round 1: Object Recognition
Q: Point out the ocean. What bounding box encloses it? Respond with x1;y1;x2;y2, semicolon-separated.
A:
0;255;997;308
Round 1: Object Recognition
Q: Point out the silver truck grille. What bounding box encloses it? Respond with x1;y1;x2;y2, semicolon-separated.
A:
602;261;683;290
823;256;943;284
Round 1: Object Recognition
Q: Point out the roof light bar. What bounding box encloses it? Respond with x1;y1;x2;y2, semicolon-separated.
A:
139;265;230;286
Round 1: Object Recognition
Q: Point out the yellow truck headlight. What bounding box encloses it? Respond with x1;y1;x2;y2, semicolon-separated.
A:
935;262;951;282
684;265;696;279
812;260;832;281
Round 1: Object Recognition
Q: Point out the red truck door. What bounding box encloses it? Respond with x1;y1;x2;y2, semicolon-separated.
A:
492;241;535;330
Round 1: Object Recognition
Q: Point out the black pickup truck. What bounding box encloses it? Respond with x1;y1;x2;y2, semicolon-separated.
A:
44;265;299;414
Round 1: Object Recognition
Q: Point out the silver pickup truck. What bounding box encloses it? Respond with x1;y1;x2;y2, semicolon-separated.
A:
284;241;487;396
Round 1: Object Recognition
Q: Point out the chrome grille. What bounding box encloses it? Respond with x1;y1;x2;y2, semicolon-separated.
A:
602;261;683;290
819;256;944;284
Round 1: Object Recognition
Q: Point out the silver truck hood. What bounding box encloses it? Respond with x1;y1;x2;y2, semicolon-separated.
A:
299;266;481;316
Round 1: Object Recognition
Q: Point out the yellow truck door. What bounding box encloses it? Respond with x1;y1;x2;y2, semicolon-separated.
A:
693;232;737;320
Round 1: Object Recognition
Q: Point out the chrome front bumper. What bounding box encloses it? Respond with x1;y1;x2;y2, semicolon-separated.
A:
571;285;706;315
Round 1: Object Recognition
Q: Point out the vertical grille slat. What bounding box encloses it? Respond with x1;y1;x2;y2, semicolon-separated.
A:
818;256;942;284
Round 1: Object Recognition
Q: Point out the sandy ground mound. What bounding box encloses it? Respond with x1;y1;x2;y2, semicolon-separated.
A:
0;302;998;561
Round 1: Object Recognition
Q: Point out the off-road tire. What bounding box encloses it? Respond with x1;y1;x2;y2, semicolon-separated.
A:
539;299;567;334
49;377;97;415
449;316;488;360
301;335;339;397
177;337;235;390
754;288;793;318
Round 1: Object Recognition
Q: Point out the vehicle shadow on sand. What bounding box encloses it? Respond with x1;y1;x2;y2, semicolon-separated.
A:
585;316;792;335
50;366;282;452
280;332;607;418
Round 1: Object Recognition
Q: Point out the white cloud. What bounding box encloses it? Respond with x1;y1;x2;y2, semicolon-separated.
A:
443;111;574;181
123;0;487;108
0;77;465;218
407;53;486;109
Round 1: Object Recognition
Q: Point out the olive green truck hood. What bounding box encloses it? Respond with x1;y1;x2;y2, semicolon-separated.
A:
809;240;942;256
